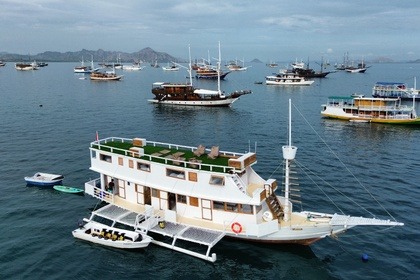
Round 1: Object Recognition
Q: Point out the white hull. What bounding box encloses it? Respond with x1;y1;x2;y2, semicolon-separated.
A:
266;80;314;86
24;172;64;186
148;97;238;106
72;221;152;249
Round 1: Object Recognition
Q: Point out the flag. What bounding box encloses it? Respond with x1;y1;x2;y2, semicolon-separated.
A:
95;131;99;141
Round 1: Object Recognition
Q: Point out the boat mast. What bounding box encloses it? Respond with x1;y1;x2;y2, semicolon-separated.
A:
217;41;221;95
282;99;297;222
188;45;193;86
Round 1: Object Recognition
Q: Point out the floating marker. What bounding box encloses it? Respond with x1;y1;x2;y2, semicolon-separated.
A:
362;253;369;262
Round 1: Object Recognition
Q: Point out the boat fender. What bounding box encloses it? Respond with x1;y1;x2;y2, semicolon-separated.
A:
231;222;242;234
262;211;273;222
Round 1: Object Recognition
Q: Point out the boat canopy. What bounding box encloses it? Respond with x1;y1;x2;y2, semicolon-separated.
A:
194;89;220;95
375;82;405;86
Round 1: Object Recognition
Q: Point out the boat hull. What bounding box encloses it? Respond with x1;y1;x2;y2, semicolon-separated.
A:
53;185;84;194
24;172;64;186
148;98;238;107
72;222;152;249
321;107;420;125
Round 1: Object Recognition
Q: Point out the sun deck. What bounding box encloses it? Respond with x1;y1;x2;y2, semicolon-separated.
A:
91;137;256;173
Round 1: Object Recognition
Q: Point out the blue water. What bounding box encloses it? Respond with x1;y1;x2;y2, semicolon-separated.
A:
0;62;419;279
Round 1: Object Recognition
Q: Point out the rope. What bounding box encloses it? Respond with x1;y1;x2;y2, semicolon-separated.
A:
292;102;399;222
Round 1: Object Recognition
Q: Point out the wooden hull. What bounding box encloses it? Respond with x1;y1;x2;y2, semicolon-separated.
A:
148;98;237;107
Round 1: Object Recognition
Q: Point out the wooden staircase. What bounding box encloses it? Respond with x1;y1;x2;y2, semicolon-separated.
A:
266;193;284;222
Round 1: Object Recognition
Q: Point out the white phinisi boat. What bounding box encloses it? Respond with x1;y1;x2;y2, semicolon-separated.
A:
265;72;314;86
81;100;403;262
72;220;153;249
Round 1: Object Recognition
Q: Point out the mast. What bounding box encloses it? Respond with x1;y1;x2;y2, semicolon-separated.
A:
217;41;221;95
188;45;193;86
282;99;297;222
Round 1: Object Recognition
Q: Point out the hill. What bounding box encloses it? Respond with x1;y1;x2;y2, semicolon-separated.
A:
0;47;184;63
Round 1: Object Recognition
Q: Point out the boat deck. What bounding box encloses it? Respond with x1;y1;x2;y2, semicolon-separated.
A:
91;137;250;173
90;203;224;262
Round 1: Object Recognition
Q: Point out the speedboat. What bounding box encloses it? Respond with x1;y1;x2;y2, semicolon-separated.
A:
24;172;64;186
72;220;153;249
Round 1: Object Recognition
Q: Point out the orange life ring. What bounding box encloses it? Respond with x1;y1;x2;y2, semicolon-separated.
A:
231;222;242;234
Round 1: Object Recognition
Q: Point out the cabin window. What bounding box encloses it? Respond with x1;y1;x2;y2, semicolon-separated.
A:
128;160;134;168
177;194;187;204
152;189;160;198
100;154;112;163
137;162;150;172
226;203;239;212
118;157;123;166
255;204;262;214
213;201;225;210
166;168;185;179
190;196;199;207
241;204;253;214
209;175;224;186
91;150;97;159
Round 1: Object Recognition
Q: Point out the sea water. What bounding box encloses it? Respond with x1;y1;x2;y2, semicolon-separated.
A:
0;62;419;279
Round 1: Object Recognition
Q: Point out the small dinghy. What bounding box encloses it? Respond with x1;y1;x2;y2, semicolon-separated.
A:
24;172;64;186
72;221;153;249
53;185;84;194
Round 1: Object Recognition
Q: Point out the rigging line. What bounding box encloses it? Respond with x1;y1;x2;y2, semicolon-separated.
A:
296;159;385;217
294;159;345;215
292;103;398;222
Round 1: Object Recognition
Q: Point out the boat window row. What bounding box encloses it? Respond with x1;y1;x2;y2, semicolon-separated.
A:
213;201;257;214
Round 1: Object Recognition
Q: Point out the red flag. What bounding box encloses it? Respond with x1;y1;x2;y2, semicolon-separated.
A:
95;131;99;141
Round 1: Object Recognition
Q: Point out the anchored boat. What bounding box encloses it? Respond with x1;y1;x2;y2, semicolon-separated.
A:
24;172;64;187
72;220;153;249
149;43;251;107
80;100;403;262
321;96;420;125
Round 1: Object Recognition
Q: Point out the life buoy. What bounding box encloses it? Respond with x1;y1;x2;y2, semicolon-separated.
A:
231;222;242;234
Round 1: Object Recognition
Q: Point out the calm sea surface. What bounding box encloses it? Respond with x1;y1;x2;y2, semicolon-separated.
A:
0;62;419;279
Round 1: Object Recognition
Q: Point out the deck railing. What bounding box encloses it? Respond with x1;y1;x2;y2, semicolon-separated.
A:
90;137;245;173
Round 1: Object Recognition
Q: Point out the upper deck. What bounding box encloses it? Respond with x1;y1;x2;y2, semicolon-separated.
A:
90;137;257;173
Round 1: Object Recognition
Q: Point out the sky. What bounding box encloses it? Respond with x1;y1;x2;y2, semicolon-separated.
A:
1;0;419;62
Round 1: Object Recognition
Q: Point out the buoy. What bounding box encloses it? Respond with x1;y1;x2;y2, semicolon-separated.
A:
362;253;369;262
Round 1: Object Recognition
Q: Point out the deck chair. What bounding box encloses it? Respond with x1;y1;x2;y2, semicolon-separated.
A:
193;145;206;157
207;146;219;159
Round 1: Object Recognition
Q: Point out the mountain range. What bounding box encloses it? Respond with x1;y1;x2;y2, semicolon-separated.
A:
0;47;184;63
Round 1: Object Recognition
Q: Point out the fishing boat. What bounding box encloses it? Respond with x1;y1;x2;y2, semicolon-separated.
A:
345;60;370;73
162;64;179;71
53;185;84;194
74;55;99;74
123;63;144;71
265;72;314;86
72;220;153;249
226;59;249;71
371;80;419;100
15;63;37;71
90;69;123;81
80;100;403;262
24;172;64;186
195;66;230;80
321;96;420;125
149;43;251;107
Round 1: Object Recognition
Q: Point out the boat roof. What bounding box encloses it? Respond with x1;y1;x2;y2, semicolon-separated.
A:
375;82;405;86
194;89;220;95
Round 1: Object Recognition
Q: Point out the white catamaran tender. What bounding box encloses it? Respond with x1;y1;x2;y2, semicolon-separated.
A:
80;100;403;262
